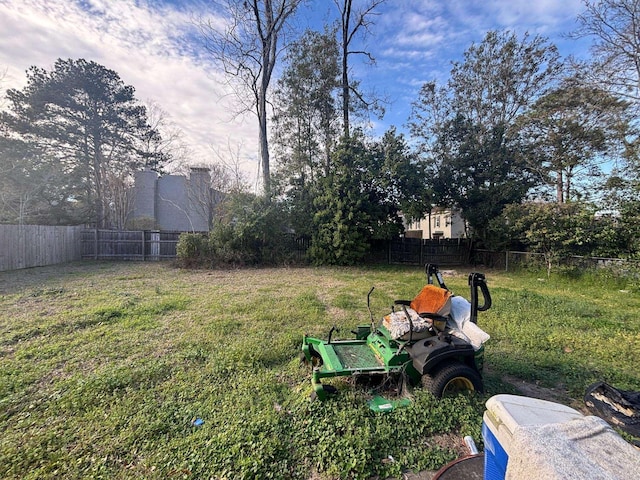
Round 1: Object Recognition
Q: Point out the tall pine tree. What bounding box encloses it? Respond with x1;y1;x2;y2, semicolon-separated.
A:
1;58;165;227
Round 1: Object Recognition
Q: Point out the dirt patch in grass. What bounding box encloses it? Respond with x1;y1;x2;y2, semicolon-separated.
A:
500;373;569;403
498;373;591;415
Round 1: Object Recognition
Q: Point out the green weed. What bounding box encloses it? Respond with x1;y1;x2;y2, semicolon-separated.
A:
0;262;638;479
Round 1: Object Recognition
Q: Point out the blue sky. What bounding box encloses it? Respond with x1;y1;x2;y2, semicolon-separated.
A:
0;0;592;183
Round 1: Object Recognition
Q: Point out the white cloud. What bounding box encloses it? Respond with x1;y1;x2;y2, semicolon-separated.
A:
0;0;593;176
486;0;584;33
365;0;590;129
0;0;259;177
383;0;584;56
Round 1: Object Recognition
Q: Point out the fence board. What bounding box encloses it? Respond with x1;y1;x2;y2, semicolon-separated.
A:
81;229;181;260
389;238;471;265
0;225;83;272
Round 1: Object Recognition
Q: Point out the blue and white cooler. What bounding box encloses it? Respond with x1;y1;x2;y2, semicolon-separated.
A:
482;394;640;480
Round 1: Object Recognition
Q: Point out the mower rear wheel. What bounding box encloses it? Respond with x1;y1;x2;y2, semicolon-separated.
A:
422;363;483;397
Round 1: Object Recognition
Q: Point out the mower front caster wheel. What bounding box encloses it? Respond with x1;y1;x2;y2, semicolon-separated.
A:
310;384;338;402
422;363;483;397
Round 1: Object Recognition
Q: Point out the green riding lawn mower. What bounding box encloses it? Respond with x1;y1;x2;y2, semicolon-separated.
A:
301;265;492;406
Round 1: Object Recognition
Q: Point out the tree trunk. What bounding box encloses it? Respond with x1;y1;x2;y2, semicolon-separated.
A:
565;171;572;203
341;0;351;137
259;87;270;197
556;169;564;203
93;135;105;228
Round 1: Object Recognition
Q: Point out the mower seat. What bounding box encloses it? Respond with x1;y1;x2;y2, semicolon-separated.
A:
383;284;452;341
394;284;452;333
409;284;452;317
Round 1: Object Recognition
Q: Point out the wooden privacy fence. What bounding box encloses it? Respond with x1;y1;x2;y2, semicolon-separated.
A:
81;229;182;260
4;226;634;272
80;234;472;265
0;224;83;272
389;238;472;265
80;231;314;263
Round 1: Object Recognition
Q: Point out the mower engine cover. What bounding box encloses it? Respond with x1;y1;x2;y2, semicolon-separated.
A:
407;334;475;375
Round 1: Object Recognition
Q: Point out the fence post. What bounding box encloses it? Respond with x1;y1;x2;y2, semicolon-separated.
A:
505;251;509;272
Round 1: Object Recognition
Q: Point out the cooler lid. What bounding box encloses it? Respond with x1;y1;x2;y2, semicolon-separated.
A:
485;394;583;435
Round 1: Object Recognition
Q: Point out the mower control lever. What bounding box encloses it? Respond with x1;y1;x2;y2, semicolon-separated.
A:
426;264;447;290
328;325;338;344
401;304;415;344
367;286;376;333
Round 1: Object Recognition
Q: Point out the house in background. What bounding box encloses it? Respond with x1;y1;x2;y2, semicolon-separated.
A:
130;167;217;232
405;207;467;239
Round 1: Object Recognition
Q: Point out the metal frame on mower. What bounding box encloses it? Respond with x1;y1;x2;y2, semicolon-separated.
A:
301;264;492;401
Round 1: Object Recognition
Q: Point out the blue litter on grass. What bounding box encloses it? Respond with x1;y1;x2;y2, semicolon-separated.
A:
192;418;204;426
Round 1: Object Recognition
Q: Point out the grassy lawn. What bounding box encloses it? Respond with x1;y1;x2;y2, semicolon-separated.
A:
1;262;639;479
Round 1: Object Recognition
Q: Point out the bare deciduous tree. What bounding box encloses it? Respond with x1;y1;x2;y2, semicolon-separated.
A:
143;100;192;172
334;0;385;137
571;1;640;207
208;140;250;194
197;0;303;197
572;0;640;102
182;141;250;230
104;171;133;230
